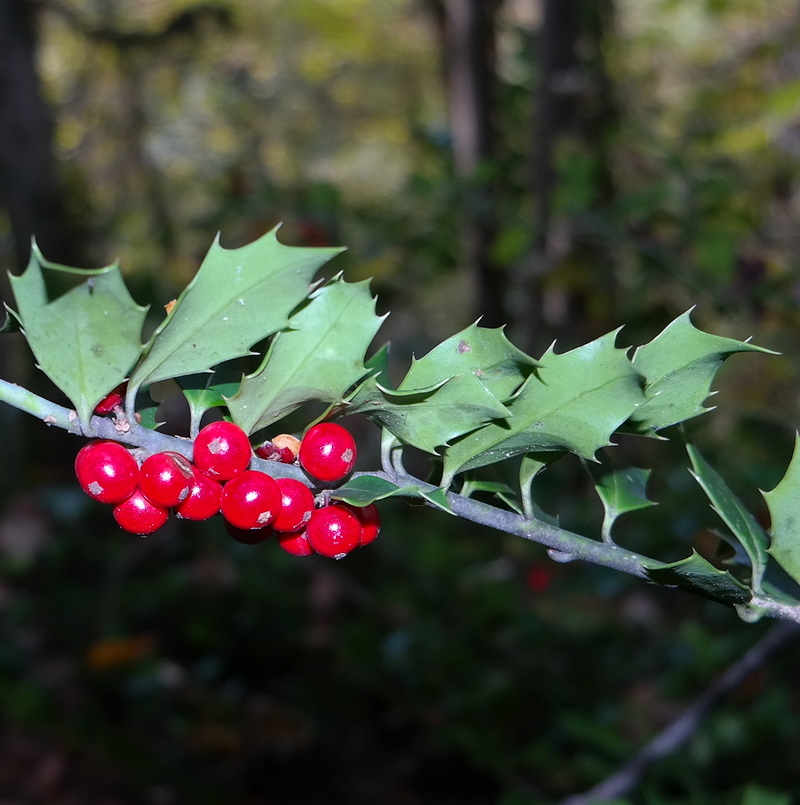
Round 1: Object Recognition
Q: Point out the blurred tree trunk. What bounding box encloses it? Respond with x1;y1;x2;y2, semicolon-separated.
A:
515;0;618;352
0;0;81;271
534;0;581;251
430;0;507;327
0;0;88;493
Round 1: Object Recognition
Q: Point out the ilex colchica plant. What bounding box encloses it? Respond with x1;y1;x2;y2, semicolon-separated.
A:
3;227;800;624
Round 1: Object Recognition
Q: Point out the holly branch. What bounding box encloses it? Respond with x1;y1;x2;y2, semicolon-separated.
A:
4;228;800;623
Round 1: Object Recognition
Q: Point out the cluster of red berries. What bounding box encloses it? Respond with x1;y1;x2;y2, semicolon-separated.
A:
73;418;379;559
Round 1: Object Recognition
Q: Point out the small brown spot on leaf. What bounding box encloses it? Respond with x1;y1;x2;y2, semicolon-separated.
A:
458;339;471;354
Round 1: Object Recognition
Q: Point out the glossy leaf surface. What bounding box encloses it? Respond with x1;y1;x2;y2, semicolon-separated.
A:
398;322;538;400
227;277;385;433
688;443;769;591
333;475;453;512
587;463;656;542
9;247;147;426
646;551;751;605
630;310;773;433
764;433;800;586
440;330;645;486
129;227;341;390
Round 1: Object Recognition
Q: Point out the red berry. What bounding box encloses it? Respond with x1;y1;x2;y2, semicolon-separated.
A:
139;451;194;508
272;478;315;533
175;467;222;521
94;384;126;415
276;530;315;556
254;441;277;461
220;470;281;530
193;420;252;481
254;441;295;463
75;440;139;504
113;489;169;535
224;520;272;545
299;423;357;483
340;502;381;546
254;434;300;464
273;433;301;460
305;504;360;558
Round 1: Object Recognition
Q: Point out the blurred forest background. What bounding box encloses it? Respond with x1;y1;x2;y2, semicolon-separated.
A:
1;1;800;803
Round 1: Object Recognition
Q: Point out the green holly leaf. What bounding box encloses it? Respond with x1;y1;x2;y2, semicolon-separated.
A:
421;486;453;512
9;246;147;427
519;453;561;524
585;463;656;542
363;342;393;387
128;227;342;393
178;370;242;434
453;475;522;513
630;310;774;433
344;329;519;455
332;475;416;505
134;379;179;431
349;324;533;454
688;443;769;592
226;277;385;434
398;322;538;400
0;305;21;333
135;395;161;430
763;433;800;586
459;478;516;499
440;329;645;486
645;551;752;605
347;372;510;454
333;475;453;513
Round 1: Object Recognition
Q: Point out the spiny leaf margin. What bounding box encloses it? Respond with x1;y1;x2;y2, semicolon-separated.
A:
128;226;342;398
630;309;775;434
764;432;800;587
440;329;646;486
687;443;769;592
8;245;147;427
227;276;386;434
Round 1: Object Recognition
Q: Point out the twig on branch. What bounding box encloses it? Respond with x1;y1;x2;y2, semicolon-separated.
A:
558;621;799;805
